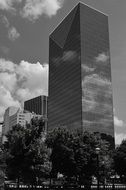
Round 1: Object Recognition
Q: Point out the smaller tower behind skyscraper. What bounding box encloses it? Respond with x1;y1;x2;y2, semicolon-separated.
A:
24;95;48;116
24;95;48;131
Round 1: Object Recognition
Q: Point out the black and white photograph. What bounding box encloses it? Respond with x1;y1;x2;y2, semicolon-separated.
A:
0;0;126;189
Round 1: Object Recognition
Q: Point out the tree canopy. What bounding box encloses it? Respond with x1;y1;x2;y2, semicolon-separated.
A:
4;118;50;184
113;140;126;177
46;127;112;185
4;121;114;186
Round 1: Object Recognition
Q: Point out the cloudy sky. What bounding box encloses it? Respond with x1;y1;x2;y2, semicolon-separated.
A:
0;0;126;144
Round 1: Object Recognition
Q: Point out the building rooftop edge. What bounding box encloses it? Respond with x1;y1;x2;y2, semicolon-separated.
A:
24;95;48;102
49;2;108;37
79;1;108;16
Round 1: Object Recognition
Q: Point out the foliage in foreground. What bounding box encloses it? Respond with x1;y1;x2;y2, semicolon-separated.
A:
113;140;126;178
3;120;116;185
46;128;113;185
4;118;50;184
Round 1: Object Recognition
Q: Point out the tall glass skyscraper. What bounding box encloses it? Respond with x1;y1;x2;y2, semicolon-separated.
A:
48;3;114;140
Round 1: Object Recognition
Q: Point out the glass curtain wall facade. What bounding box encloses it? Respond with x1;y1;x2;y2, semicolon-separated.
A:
48;3;114;141
48;5;82;131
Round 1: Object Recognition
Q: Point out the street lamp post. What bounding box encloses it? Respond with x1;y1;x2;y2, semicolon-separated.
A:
95;147;100;190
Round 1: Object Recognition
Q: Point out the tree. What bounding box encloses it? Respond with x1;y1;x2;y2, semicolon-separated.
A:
46;127;112;187
4;118;50;184
46;127;76;179
113;140;126;179
0;145;6;189
71;131;112;186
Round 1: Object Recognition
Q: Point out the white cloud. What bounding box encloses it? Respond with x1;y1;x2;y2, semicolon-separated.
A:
95;52;109;62
81;64;95;73
0;86;20;121
114;116;124;128
0;0;14;11
0;58;48;121
0;58;15;72
114;115;126;144
8;26;20;41
62;51;77;62
0;86;20;107
115;133;126;145
16;88;44;103
0;0;21;11
53;50;79;67
21;0;64;21
82;74;111;94
16;61;48;101
0;72;17;93
0;0;64;22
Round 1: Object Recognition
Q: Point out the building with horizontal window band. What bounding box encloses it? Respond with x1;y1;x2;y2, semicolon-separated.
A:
24;95;48;132
48;3;114;146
